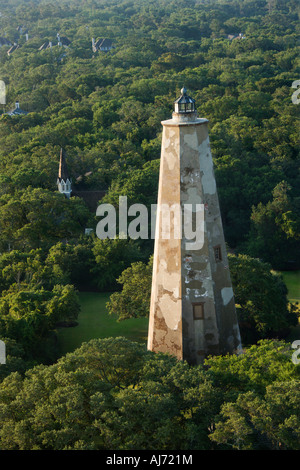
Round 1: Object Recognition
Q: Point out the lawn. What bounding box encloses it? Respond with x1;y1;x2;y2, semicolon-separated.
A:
56;291;149;355
56;271;300;355
280;270;300;342
280;270;300;303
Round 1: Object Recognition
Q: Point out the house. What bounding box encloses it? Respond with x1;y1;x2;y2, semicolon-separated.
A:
6;101;28;116
39;42;50;51
227;33;245;40
92;37;113;53
16;25;28;35
92;38;102;52
38;41;53;51
57;33;71;47
7;44;20;55
38;36;70;59
38;34;70;52
0;37;12;48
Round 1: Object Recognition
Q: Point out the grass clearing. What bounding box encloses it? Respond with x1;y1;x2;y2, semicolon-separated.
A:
56;291;148;355
280;270;300;303
280;270;300;342
56;271;300;355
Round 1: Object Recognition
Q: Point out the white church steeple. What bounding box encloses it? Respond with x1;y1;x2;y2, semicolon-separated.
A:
57;148;72;198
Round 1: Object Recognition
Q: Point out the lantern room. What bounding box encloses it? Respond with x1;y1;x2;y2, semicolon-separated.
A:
174;87;196;114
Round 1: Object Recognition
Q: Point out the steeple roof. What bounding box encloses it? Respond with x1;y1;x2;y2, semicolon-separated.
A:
58;148;70;182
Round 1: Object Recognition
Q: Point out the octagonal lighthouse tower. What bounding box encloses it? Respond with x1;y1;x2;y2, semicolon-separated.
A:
147;88;242;364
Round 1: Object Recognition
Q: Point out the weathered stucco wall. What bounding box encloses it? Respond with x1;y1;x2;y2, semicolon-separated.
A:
148;124;183;359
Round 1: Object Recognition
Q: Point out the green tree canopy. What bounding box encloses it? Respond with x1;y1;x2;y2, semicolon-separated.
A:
0;337;298;450
228;253;298;343
0;188;91;251
107;256;153;321
245;181;300;269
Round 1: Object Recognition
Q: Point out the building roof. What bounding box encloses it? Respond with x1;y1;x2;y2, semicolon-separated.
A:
58;36;71;46
38;42;49;51
94;38;103;48
39;36;70;51
7;101;28;116
93;38;112;52
92;38;102;52
7;44;20;55
100;38;112;48
16;25;28;34
227;33;245;40
58;148;71;182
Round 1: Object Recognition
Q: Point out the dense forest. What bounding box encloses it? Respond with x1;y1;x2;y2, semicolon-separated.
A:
0;0;299;451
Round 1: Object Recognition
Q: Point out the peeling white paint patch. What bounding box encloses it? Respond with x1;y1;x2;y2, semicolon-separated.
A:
184;132;198;150
201;281;214;301
221;287;234;306
164;137;171;149
188;169;201;184
159;258;168;270
194;289;202;297
173;287;180;298
184;264;191;271
161;271;181;298
159;293;180;330
198;137;216;195
165;150;177;171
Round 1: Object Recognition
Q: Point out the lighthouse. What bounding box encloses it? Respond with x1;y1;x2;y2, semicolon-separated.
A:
147;88;242;364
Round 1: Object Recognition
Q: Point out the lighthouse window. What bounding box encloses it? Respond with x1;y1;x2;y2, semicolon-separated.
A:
214;245;222;262
193;303;204;320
